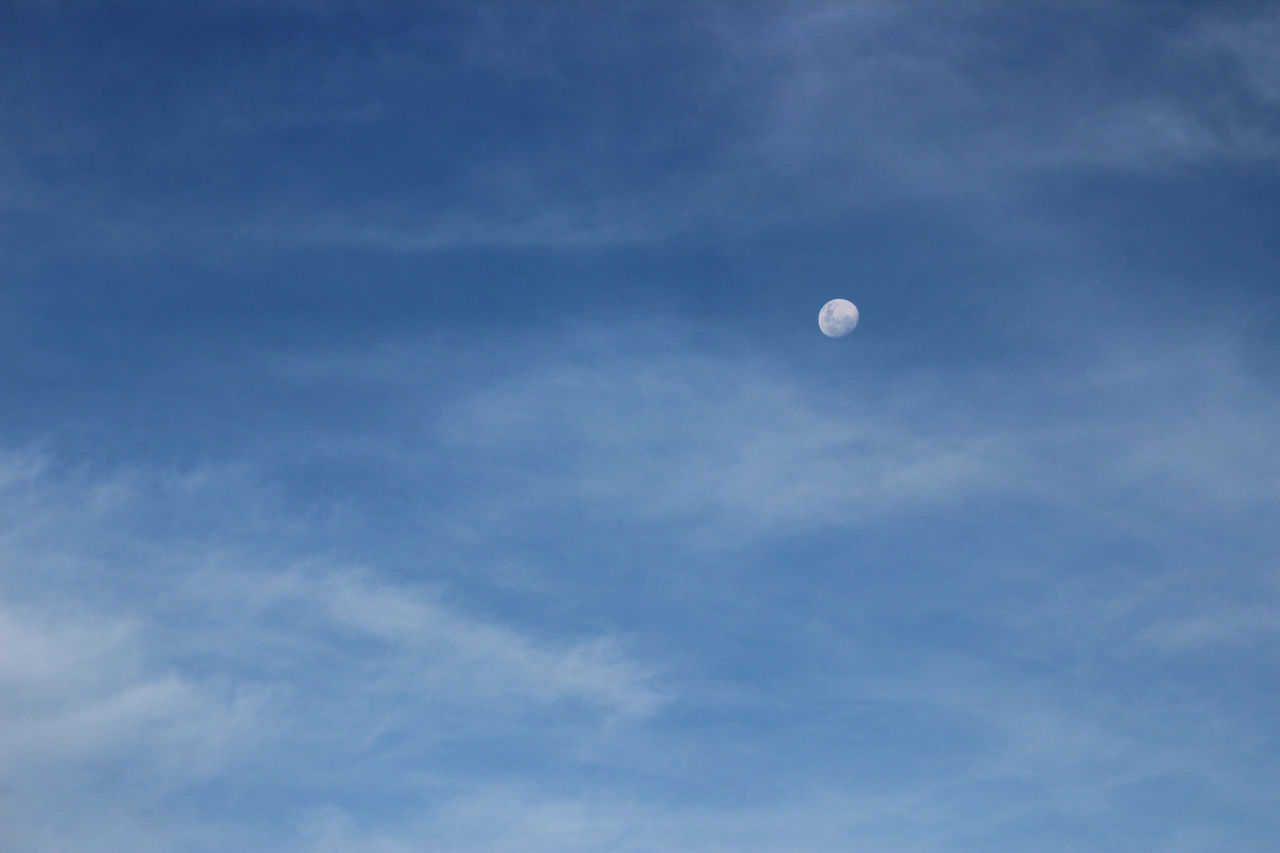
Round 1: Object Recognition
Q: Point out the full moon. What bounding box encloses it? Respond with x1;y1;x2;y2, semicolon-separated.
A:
818;299;859;337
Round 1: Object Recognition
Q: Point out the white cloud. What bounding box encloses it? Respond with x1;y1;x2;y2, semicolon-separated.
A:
1137;605;1280;653
0;445;664;851
738;3;1280;193
226;4;1280;255
9;3;1278;258
1188;8;1280;103
0;600;262;853
177;563;664;719
1;322;1275;849
435;347;1020;542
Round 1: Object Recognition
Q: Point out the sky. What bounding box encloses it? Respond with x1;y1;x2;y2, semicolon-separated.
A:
2;1;1279;851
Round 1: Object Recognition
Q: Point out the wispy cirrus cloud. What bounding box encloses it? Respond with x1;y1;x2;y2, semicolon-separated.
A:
1187;7;1280;104
175;562;664;719
0;603;256;773
270;316;1280;667
334;318;1276;542
6;2;1279;259
434;347;1016;537
4;4;1278;851
0;595;262;853
0;447;664;851
3;309;1277;850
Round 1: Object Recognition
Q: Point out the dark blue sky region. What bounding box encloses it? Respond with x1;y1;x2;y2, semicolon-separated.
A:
2;3;1279;851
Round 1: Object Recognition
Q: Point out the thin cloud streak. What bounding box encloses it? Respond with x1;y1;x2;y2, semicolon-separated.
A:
180;563;665;719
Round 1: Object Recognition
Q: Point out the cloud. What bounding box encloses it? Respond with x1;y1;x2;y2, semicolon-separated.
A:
0;599;262;853
0;604;250;769
1188;7;1280;104
7;2;1279;260
177;563;664;719
3;6;1278;850
0;450;665;722
435;347;1018;540
346;314;1278;552
3;305;1278;849
1137;605;1280;653
0;447;664;851
735;2;1280;194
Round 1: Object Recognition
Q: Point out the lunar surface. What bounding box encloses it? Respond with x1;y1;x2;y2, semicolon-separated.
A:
818;299;859;337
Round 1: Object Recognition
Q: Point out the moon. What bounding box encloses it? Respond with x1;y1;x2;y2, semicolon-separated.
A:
818;299;859;337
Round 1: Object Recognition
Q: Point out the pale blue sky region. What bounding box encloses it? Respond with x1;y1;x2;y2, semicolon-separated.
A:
2;3;1279;851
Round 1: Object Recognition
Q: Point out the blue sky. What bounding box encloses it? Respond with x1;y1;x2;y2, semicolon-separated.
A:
2;2;1279;851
